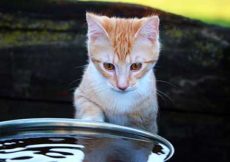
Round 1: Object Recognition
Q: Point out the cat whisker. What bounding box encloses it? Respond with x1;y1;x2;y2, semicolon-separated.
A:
156;90;174;104
136;90;146;98
74;64;88;70
156;80;177;88
68;78;83;91
156;91;167;104
70;78;82;84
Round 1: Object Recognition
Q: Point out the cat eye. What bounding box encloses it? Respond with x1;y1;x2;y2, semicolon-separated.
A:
130;63;142;71
103;63;115;71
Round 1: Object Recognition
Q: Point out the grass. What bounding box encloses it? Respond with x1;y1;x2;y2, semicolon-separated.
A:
80;0;230;28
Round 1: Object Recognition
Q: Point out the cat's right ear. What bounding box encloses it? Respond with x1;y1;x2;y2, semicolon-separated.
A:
86;13;108;42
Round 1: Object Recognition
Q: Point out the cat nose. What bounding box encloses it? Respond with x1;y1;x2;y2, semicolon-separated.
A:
116;76;128;91
117;85;128;91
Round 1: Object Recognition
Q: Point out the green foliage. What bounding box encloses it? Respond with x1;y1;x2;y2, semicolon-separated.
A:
0;12;83;48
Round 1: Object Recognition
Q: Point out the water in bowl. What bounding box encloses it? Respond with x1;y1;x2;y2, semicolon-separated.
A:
0;135;169;162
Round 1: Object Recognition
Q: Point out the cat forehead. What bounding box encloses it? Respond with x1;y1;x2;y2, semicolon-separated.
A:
100;17;144;61
99;47;154;64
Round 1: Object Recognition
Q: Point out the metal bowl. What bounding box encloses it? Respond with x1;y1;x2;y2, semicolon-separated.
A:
0;118;174;162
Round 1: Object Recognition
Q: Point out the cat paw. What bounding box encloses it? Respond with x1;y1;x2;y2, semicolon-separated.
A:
80;116;104;123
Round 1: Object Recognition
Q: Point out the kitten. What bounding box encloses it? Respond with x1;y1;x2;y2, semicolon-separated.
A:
74;13;160;134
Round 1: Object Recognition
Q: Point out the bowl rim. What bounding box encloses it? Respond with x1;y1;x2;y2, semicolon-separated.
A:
0;118;174;161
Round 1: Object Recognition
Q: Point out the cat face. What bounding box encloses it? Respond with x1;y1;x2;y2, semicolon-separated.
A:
86;13;160;93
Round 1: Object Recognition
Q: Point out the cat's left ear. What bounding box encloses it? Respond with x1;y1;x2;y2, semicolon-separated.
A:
135;16;159;43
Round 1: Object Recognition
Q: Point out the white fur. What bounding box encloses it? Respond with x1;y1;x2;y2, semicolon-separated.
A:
82;61;156;114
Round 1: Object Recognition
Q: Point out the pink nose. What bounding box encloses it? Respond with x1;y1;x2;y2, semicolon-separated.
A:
117;85;128;91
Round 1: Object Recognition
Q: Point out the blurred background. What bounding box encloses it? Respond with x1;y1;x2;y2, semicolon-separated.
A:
90;0;230;27
0;0;229;162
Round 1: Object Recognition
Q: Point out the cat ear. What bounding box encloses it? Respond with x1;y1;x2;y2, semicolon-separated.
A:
135;16;159;43
86;13;108;41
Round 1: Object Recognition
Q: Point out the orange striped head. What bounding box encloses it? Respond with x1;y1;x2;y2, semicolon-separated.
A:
86;13;160;92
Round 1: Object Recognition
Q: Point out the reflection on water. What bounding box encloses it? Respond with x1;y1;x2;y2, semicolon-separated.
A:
0;136;169;162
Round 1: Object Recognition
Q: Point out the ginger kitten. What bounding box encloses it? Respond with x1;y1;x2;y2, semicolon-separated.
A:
74;13;160;134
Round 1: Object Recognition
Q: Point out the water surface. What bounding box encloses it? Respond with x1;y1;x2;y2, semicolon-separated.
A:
0;135;169;162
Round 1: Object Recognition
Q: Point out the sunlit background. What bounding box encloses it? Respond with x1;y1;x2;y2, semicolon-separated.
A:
82;0;230;27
